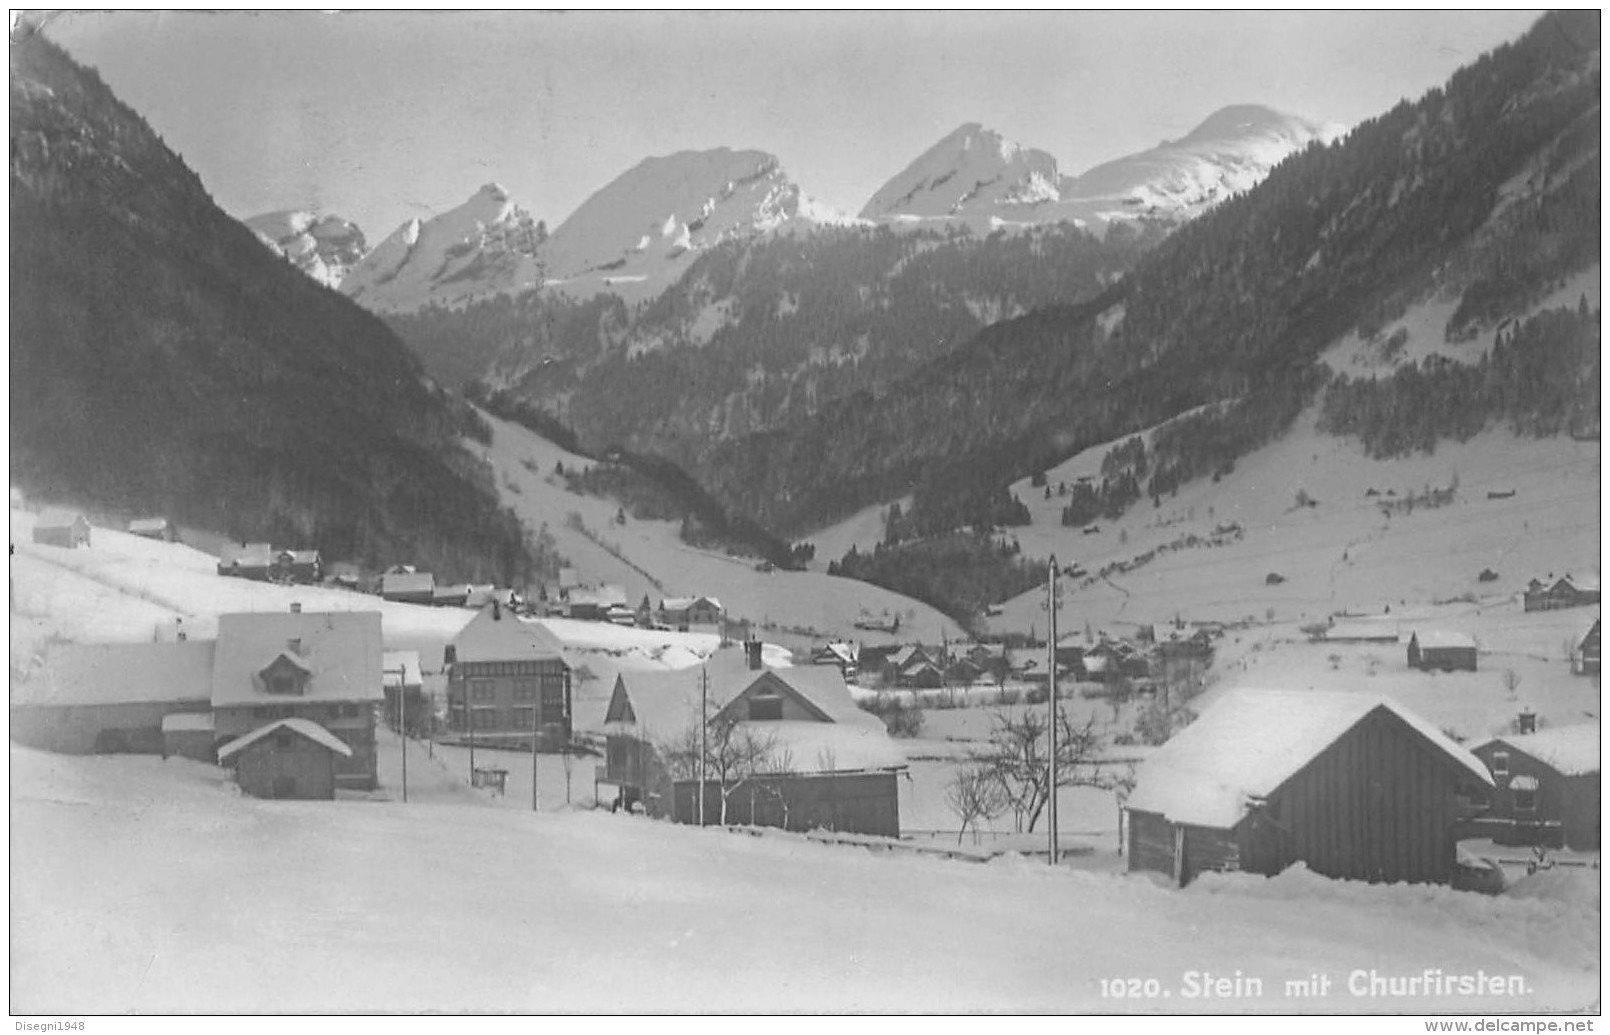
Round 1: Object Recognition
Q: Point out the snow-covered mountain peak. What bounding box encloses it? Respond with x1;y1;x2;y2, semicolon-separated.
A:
243;208;368;288
859;123;1064;226
538;146;849;302
340;185;547;312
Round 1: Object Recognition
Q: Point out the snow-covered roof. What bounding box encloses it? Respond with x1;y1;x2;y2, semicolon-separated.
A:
449;607;565;664
381;572;435;595
604;646;893;765
18;640;216;707
219;542;273;568
212;610;383;707
382;650;423;688
35;507;87;529
127;517;170;534
1476;724;1600;777
161;712;214;733
217;717;354;762
1412;630;1477;649
1126;689;1493;829
747;720;907;774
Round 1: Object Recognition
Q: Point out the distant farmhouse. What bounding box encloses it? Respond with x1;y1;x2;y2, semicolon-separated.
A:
1471;723;1600;851
1574;617;1600;676
1523;575;1601;613
660;595;724;629
1407;630;1478;672
32;508;90;548
216;544;322;584
599;642;905;837
380;570;435;605
1126;690;1493;887
127;517;174;542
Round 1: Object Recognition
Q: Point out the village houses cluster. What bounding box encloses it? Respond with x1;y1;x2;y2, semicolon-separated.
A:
13;506;1603;889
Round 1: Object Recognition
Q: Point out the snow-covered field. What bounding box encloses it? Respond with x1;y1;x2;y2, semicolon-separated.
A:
11;744;1598;1014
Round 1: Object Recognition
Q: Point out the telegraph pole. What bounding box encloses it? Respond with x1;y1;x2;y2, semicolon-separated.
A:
532;669;541;813
1047;556;1059;866
699;666;709;827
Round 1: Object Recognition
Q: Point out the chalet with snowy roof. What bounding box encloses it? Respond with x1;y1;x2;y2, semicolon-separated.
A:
567;584;627;621
211;606;384;790
218;717;354;800
1524;575;1601;613
660;595;724;628
810;642;858;678
1471;724;1600;851
127;517;174;542
32;508;90;548
432;583;470;608
217;542;273;581
600;641;904;836
1125;689;1494;887
1407;630;1478;672
1574;618;1600;676
12;640;215;754
444;603;571;749
380;571;435;605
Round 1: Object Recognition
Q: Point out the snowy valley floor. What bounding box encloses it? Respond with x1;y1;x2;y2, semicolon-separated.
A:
9;746;1598;1014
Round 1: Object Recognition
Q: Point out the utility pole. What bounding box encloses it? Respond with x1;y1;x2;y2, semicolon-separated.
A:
1047;555;1059;867
532;670;542;812
699;666;708;827
385;665;408;803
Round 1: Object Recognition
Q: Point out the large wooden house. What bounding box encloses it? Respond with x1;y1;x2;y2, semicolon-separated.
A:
380;571;435;605
1126;689;1494;887
211;607;384;790
1471;724;1600;850
217;542;274;581
1524;576;1601;612
1574;618;1600;676
444;603;571;749
660;595;725;629
600;642;904;836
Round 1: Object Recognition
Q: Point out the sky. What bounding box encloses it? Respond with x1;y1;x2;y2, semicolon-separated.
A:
39;10;1544;242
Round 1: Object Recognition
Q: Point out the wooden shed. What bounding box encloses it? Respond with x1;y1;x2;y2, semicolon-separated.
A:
161;711;217;762
1126;689;1494;887
218;717;354;800
1407;631;1478;672
1471;724;1600;850
127;517;174;542
32;508;90;548
1575;618;1600;676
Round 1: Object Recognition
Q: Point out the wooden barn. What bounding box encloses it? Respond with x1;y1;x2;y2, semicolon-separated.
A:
32;508;90;548
1471;724;1600;850
211;606;384;790
444;603;571;748
599;641;904;835
12;640;215;754
217;542;273;580
1125;689;1494;887
660;595;725;629
127;517;174;542
217;717;354;800
380;571;435;604
1407;631;1478;672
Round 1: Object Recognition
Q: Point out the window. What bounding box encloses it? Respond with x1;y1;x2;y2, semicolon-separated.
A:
1513;787;1538;812
269;674;296;696
471;679;496;702
748;691;783;722
1492;752;1510;778
541;678;566;716
513;679;537;701
471;708;497;730
512;707;536;729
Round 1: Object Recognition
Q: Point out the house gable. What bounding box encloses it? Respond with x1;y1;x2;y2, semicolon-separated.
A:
715;670;834;725
603;675;637;725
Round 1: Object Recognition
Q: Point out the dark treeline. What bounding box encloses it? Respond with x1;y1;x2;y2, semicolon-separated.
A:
1320;304;1601;457
829;533;1047;628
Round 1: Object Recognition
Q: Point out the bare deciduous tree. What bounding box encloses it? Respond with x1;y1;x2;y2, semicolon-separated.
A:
662;710;778;826
981;707;1105;833
946;763;1008;845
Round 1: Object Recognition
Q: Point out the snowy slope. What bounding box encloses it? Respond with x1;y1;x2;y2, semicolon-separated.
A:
340;183;546;312
11;746;1598;1012
539;147;857;303
243;209;368;288
863;106;1337;234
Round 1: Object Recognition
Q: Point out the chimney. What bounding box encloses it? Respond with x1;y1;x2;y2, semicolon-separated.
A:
290;602;301;614
745;639;763;671
1518;708;1537;735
